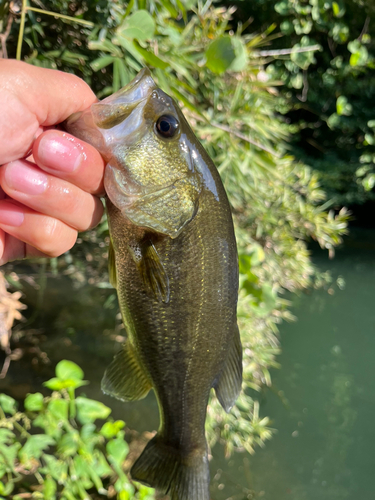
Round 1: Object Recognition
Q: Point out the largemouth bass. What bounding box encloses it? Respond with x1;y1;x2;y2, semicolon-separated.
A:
65;68;242;500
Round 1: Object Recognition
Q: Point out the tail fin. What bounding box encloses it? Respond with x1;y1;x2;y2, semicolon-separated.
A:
131;434;210;500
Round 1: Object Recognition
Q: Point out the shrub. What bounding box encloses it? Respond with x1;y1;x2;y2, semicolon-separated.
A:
0;360;154;500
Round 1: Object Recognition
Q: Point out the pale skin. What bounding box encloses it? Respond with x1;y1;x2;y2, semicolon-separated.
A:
0;60;106;265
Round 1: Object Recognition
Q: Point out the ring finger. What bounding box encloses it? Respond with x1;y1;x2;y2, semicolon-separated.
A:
0;200;79;258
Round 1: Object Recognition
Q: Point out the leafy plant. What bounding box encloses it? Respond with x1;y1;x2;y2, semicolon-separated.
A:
234;0;375;205
0;0;349;457
0;360;154;500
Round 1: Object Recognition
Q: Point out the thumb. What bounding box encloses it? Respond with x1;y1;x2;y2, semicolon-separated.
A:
0;60;97;163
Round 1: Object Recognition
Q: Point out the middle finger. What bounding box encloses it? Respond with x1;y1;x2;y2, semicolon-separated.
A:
0;159;104;231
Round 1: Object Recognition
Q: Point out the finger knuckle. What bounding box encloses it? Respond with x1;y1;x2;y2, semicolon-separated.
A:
38;218;77;257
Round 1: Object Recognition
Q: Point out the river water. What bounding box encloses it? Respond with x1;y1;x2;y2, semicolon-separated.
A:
2;229;374;500
210;228;375;500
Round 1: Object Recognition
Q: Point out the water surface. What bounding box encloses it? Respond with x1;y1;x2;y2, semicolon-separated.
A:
210;229;375;500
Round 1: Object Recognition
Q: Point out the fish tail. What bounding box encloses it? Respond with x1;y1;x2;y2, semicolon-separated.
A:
131;434;210;500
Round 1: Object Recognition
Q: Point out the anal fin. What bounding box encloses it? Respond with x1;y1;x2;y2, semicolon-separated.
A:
101;340;152;401
214;324;242;412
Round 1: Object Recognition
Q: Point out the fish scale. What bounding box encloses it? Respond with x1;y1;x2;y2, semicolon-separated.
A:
65;68;242;500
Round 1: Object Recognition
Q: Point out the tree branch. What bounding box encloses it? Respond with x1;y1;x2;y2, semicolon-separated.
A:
210;122;280;157
257;45;321;57
0;15;13;59
187;112;280;157
358;16;370;42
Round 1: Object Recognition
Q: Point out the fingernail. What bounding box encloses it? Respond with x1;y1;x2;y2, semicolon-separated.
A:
0;202;24;227
38;132;83;172
5;161;48;195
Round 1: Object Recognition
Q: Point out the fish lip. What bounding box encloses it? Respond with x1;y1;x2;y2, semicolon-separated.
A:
90;68;157;129
126;67;152;89
103;67;156;104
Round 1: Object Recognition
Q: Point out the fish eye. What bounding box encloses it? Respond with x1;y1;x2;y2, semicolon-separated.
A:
155;115;179;138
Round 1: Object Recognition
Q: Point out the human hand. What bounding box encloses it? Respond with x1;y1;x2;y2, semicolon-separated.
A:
0;60;106;265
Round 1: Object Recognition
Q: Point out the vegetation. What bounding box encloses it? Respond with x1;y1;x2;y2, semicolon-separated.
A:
0;360;154;499
0;0;356;497
228;0;375;205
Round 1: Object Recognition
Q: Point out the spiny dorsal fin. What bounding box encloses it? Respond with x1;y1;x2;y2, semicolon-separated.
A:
214;324;242;412
101;340;152;402
128;240;169;303
108;238;117;288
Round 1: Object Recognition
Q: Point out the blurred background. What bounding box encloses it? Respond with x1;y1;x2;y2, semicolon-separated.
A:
0;1;373;499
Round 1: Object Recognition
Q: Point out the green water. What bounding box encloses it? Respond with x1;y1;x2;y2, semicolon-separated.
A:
211;230;375;500
2;229;374;500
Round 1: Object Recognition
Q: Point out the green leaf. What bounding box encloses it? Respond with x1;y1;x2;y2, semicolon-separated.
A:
274;1;290;15
76;397;111;424
332;1;346;17
205;36;236;74
43;477;57;500
118;10;155;41
88;39;122;57
95;451;113;476
229;37;248;72
159;0;178;17
0;394;17;415
57;431;79;456
363;174;375;191
0;429;15;445
43;455;68;482
100;420;125;439
348;40;368;66
56;360;84;381
336;96;352;116
0;441;20;471
330;22;349;43
44;377;88;391
0;481;13;496
170;86;204;117
113;34;143;65
20;435;55;463
48;399;69;421
25;392;44;412
133;41;169;69
259;283;277;314
91;55;115;72
291;38;319;69
107;437;129;466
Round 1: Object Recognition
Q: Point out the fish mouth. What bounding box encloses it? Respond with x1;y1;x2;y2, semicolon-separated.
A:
91;68;157;129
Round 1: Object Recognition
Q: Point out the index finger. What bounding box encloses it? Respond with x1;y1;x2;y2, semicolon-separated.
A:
32;129;106;196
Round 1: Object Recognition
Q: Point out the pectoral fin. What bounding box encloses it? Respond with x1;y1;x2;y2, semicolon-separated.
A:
125;175;201;239
129;240;169;303
101;340;152;401
214;324;243;412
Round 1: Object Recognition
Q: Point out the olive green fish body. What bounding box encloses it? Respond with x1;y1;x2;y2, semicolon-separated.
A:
65;69;242;500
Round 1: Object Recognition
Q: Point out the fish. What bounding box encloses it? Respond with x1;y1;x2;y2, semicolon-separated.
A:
65;68;242;500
